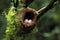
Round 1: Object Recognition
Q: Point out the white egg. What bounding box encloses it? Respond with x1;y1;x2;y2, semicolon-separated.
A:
24;19;29;23
28;19;32;23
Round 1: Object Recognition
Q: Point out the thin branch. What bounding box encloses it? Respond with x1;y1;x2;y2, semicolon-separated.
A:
20;0;34;8
36;0;57;20
12;0;18;8
36;5;48;14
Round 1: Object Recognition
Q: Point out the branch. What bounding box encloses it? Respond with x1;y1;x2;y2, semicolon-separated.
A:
12;0;18;8
20;0;34;8
36;0;57;20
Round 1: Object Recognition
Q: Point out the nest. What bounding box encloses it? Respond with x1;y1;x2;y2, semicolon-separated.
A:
17;8;37;32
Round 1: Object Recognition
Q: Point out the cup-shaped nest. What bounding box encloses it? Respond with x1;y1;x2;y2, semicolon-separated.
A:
18;8;37;28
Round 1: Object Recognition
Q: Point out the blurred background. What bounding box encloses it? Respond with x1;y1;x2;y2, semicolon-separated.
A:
0;0;60;40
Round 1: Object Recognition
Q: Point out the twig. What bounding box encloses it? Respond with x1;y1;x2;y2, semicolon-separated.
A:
36;0;57;20
12;0;18;8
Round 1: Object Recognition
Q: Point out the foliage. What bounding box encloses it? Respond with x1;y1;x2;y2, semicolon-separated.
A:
3;6;16;40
